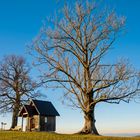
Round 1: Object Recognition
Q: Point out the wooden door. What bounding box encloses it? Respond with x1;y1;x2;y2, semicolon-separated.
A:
30;118;35;130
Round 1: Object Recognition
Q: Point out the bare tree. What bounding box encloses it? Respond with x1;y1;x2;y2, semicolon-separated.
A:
30;1;140;135
0;55;39;129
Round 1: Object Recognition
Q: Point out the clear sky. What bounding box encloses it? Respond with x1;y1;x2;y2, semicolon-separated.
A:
0;0;140;136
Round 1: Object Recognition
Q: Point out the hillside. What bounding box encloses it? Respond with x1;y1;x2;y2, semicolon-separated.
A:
0;131;140;140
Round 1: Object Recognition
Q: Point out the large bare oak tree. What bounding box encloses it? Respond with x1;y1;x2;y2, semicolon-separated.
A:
31;1;140;135
0;55;39;129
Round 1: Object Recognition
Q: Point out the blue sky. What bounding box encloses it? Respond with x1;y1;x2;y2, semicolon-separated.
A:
0;0;140;136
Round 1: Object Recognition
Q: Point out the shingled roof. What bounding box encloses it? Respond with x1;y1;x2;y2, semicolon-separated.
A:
32;99;60;116
24;105;38;116
18;99;60;117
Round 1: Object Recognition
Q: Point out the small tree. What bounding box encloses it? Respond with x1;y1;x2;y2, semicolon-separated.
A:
0;55;39;129
31;1;140;134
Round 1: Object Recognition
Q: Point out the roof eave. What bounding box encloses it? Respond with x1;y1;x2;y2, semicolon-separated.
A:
18;106;24;116
31;99;41;115
18;105;29;117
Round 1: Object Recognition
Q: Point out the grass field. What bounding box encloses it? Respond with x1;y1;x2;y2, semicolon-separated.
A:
0;131;140;140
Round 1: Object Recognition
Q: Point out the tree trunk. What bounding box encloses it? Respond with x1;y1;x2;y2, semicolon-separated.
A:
11;103;20;129
81;106;99;135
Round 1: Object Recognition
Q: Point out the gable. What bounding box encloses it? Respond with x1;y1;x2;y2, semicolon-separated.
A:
18;105;38;117
18;106;28;117
32;99;60;116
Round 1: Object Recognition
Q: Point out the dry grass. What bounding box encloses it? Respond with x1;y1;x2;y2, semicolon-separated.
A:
0;131;139;140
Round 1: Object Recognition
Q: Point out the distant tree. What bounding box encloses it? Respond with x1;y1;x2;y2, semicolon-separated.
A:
30;1;140;134
0;55;39;129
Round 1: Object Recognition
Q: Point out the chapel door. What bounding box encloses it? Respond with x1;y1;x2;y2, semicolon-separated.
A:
30;118;35;130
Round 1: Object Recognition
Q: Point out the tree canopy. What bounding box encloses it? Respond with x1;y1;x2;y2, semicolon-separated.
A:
0;55;40;128
30;1;140;134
